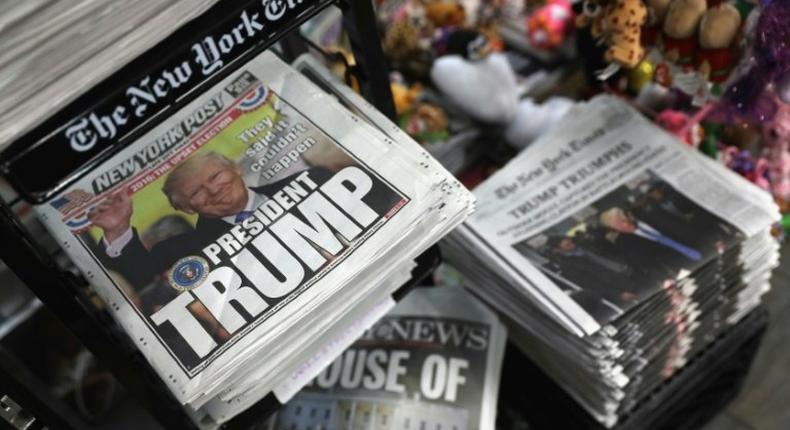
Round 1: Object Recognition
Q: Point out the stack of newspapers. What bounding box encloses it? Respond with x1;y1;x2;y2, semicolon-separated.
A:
443;95;780;427
0;0;220;151
32;51;474;428
265;285;507;430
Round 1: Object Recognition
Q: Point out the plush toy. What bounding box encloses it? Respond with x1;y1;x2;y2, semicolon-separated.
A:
642;0;672;46
504;97;575;149
654;62;673;86
430;30;518;124
709;0;790;125
655;110;703;146
391;80;423;115
444;28;493;60
527;0;575;51
779;73;790;105
390;73;449;144
424;0;467;27
628;58;656;93
400;103;450;144
696;1;742;83
431;28;574;149
762;101;790;201
576;0;648;69
383;21;424;62
662;0;706;64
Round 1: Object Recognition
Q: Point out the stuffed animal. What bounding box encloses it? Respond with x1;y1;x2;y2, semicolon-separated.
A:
527;0;574;50
383;21;423;62
391;80;423;115
662;0;706;64
576;0;648;69
430;27;575;149
655;110;703;146
430;30;518;124
423;0;467;27
642;0;672;46
696;1;742;83
504;97;575;149
400;103;450;144
762;101;790;201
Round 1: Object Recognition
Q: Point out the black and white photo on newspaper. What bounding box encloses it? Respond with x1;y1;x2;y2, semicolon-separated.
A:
512;171;743;323
442;95;780;428
452;95;778;336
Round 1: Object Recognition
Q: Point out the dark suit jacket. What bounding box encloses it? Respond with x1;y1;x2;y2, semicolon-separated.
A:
93;166;403;292
579;227;687;302
553;249;629;285
631;184;736;258
609;232;686;279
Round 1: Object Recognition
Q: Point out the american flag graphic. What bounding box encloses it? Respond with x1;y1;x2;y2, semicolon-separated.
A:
50;189;94;215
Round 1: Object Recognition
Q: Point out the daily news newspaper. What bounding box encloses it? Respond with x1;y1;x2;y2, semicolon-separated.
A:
460;95;778;337
265;286;506;430
33;51;440;405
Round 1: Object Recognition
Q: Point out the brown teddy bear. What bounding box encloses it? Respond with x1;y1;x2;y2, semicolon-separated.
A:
423;0;467;27
696;1;742;83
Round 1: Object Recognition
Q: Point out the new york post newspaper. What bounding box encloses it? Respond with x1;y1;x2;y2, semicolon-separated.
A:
35;52;473;417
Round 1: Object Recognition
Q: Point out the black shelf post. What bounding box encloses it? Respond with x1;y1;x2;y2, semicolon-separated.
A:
0;345;89;430
0;196;199;429
341;0;398;122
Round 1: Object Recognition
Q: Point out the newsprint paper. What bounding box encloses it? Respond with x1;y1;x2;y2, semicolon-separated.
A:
33;51;474;425
443;95;779;427
451;95;778;337
265;286;507;430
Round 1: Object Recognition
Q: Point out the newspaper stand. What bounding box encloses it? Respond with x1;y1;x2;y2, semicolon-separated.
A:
0;1;440;429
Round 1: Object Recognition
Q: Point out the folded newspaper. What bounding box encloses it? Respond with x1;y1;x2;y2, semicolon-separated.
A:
0;0;220;151
33;51;475;427
264;285;506;430
443;95;780;427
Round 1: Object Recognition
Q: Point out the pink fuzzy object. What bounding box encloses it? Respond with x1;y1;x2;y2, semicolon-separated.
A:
527;0;574;50
655;110;702;147
762;101;790;200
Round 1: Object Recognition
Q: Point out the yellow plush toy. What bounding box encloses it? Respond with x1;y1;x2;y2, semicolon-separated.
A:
577;0;648;68
661;0;707;64
391;81;423;115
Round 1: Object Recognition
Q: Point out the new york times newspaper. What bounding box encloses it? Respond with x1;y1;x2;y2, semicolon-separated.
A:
265;286;506;430
33;52;423;404
463;95;778;336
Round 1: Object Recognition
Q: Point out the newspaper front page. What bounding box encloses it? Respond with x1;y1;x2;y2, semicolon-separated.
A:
463;95;778;336
33;51;473;408
266;286;507;430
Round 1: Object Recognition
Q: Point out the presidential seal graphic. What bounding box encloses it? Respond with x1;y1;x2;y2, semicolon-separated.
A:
168;256;209;292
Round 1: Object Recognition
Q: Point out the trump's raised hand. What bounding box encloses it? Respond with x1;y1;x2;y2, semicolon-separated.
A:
88;192;133;243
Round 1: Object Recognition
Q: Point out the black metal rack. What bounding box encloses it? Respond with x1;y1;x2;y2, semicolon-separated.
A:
0;1;439;428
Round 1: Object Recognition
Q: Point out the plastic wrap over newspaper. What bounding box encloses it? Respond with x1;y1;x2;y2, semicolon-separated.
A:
443;95;779;427
265;286;507;430
34;51;474;426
